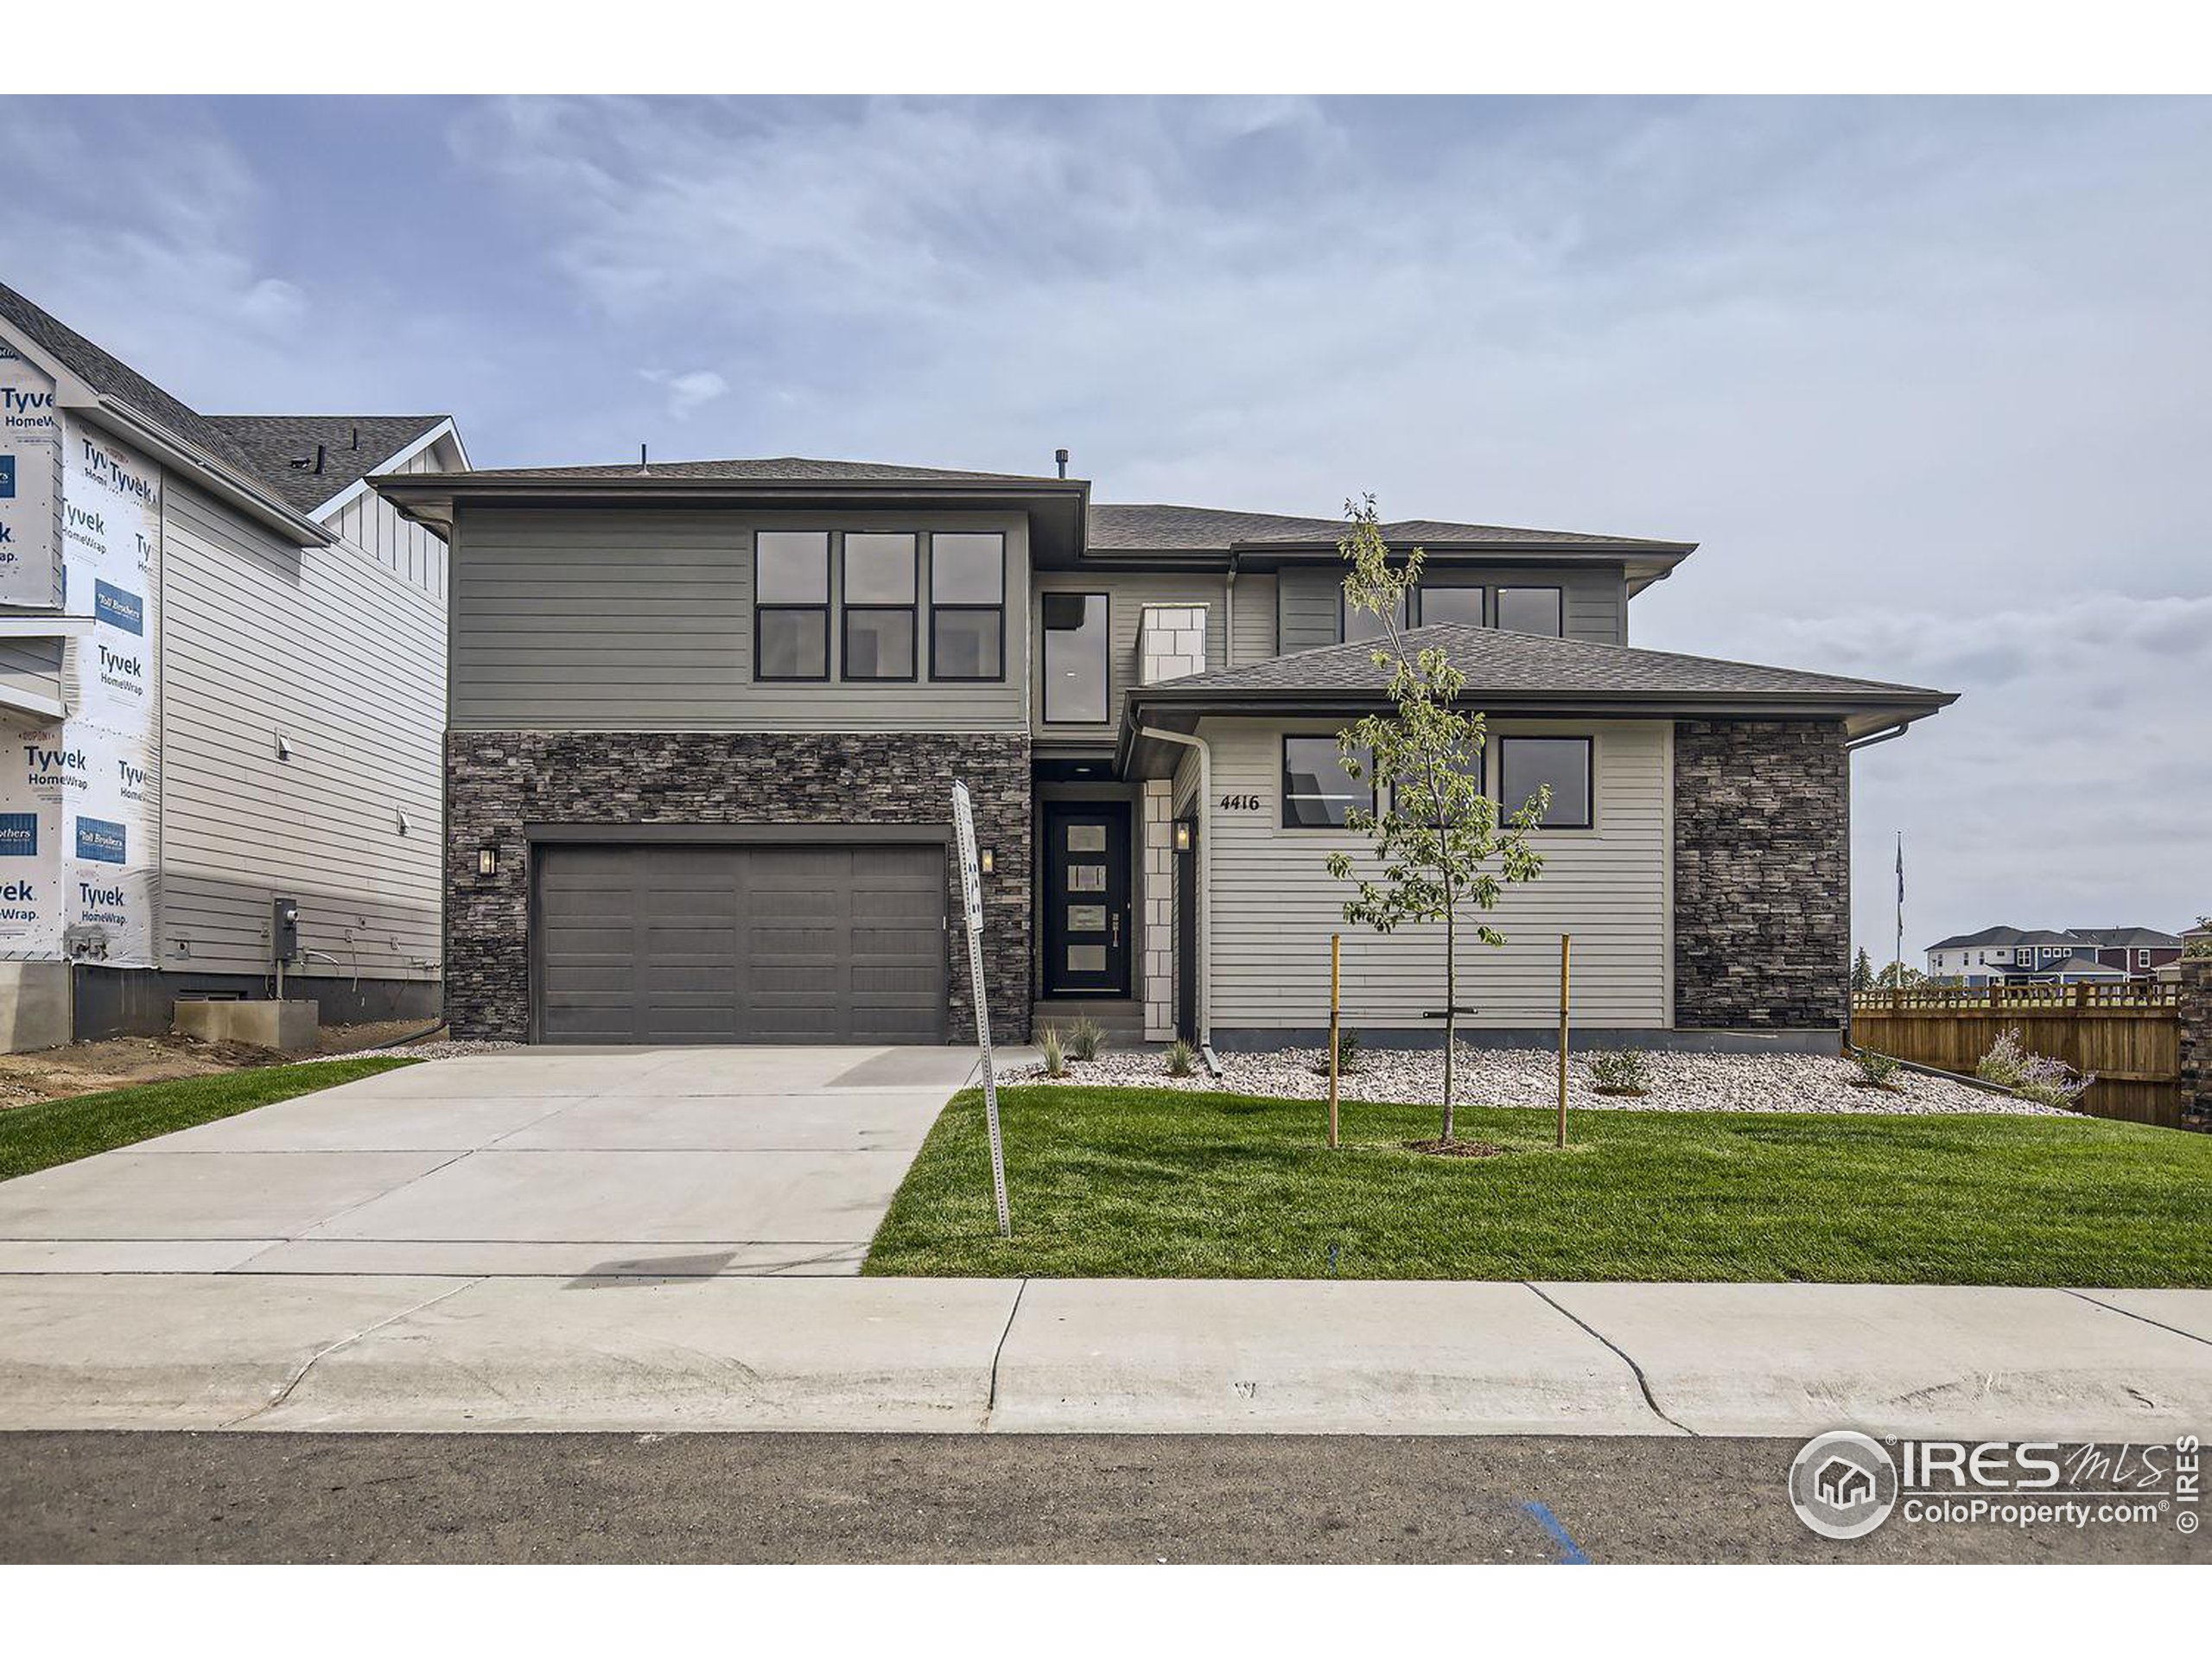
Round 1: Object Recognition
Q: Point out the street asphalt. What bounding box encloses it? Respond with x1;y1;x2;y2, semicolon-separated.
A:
2;1432;2201;1564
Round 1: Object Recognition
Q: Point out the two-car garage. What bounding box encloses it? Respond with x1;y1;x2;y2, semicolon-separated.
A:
532;840;950;1045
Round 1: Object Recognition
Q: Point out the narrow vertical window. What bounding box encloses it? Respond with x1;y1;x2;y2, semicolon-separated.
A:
929;532;1005;681
755;531;830;681
841;532;917;681
1042;592;1109;723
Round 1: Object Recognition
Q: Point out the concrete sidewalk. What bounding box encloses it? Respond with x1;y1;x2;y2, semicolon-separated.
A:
2;1274;2205;1439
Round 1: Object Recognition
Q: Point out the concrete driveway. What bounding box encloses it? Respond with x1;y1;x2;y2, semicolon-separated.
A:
0;1046;982;1278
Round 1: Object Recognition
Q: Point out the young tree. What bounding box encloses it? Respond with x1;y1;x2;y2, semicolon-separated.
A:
1852;946;1875;993
1325;496;1548;1144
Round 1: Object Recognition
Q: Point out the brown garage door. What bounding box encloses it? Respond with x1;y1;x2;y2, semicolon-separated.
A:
534;842;949;1045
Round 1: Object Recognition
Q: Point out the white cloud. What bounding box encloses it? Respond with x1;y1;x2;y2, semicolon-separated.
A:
639;366;730;418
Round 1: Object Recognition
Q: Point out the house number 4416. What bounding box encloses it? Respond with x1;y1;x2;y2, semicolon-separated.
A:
1218;792;1263;811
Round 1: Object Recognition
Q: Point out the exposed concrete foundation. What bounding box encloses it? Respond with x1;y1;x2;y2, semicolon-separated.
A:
173;998;321;1054
0;961;73;1054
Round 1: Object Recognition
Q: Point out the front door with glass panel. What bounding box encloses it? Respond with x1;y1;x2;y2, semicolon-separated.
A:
1042;803;1130;996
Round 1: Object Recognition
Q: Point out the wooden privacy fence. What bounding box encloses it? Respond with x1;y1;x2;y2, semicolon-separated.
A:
1851;982;2183;1128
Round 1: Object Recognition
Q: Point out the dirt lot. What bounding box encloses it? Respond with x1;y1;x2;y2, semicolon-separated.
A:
0;1020;437;1111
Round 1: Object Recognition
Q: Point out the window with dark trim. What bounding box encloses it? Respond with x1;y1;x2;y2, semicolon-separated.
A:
1282;736;1375;830
755;530;830;681
1417;583;1486;627
1041;591;1109;723
1495;585;1564;637
1341;588;1408;645
1497;735;1592;829
929;531;1006;681
841;532;917;681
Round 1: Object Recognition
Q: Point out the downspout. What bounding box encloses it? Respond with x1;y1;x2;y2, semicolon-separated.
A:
1136;723;1216;1073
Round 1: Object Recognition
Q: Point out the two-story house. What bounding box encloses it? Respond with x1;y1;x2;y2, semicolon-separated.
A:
1927;925;2182;985
0;281;461;1049
379;456;1955;1053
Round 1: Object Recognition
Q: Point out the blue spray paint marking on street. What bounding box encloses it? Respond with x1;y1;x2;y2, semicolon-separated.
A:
1521;1500;1591;1564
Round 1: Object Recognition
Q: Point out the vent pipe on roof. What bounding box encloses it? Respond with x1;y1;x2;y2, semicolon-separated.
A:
350;426;359;450
1055;448;1069;480
639;443;650;474
313;442;326;475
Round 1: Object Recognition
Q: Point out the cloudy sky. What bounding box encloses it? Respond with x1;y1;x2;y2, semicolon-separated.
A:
3;95;2204;959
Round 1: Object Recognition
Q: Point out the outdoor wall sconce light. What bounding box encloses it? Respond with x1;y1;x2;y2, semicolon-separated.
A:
979;847;996;875
1173;820;1194;854
477;846;499;879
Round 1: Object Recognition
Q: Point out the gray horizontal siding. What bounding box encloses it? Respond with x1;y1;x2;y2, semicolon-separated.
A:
1198;715;1670;1029
160;480;443;981
1031;570;1230;742
1275;562;1630;651
1230;573;1276;666
450;507;1030;733
0;638;62;711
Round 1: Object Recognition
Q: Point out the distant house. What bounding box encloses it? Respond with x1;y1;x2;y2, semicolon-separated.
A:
1925;925;2182;985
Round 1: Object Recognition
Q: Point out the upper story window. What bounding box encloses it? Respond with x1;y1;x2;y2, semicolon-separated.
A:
842;532;917;681
1497;735;1592;829
929;532;1006;682
1341;590;1408;645
1495;586;1564;637
1041;592;1110;723
755;531;830;681
1282;736;1374;830
1417;583;1486;626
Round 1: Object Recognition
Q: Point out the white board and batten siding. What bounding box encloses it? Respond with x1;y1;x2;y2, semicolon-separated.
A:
1198;715;1671;1031
451;507;1031;734
158;479;443;980
327;441;455;598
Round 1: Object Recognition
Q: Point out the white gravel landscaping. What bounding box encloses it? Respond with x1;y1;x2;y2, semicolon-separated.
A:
1009;1043;2065;1116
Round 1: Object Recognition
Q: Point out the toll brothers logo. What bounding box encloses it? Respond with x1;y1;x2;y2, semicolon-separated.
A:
1790;1430;2202;1540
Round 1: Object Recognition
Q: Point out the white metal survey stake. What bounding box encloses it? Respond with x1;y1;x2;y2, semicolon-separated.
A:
951;780;1010;1236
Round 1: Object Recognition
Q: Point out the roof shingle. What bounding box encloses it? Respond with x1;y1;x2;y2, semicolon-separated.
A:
202;415;451;515
1087;502;1688;552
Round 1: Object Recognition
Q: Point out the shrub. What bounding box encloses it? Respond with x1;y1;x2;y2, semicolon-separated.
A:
1587;1049;1650;1096
1847;1048;1904;1090
1312;1027;1363;1076
1068;1014;1107;1063
1038;1025;1068;1078
1976;1027;2094;1110
1165;1039;1197;1078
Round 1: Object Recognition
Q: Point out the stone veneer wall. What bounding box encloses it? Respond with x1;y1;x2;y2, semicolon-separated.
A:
1141;776;1177;1040
2180;956;2212;1126
447;730;1032;1043
1673;720;1850;1030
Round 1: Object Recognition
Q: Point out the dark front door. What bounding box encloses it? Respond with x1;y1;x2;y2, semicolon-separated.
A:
1042;802;1130;996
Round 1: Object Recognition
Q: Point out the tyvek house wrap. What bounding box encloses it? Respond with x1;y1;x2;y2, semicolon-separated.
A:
0;342;64;608
0;411;161;967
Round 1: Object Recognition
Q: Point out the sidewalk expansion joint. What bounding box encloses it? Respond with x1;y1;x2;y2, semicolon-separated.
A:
1522;1283;1697;1436
2062;1287;2212;1351
222;1276;487;1428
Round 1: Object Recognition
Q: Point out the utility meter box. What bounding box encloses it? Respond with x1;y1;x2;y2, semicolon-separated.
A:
270;896;299;963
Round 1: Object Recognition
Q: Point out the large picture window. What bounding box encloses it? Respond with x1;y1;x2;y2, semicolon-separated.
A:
842;532;917;681
1497;735;1592;829
1041;592;1109;723
1282;736;1374;830
1417;583;1486;626
755;530;830;681
1495;586;1564;637
1342;590;1408;645
930;532;1005;681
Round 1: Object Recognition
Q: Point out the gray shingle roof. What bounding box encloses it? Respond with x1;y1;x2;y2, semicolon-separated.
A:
1088;502;1689;552
0;278;268;480
201;415;450;515
1135;621;1949;706
2063;925;2182;949
444;455;1069;485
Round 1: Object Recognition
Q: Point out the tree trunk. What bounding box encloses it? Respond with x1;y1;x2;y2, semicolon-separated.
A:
1442;893;1458;1143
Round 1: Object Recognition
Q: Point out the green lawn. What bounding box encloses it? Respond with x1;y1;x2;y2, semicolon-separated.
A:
863;1086;2212;1286
0;1058;421;1182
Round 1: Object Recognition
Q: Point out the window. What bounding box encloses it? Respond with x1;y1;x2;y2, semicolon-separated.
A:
1418;584;1486;626
1495;586;1564;637
841;532;916;681
1342;590;1408;645
1497;736;1592;829
930;532;1005;680
1282;736;1373;830
1042;592;1109;723
756;531;830;681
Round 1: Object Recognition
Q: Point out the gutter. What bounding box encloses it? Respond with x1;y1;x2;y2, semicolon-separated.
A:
92;397;338;548
1135;723;1215;1066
